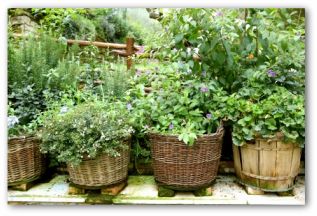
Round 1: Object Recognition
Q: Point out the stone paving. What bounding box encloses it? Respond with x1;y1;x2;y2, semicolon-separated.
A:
8;175;305;205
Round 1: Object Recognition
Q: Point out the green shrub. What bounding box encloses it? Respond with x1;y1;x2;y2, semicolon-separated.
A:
62;14;96;40
129;63;226;146
8;33;67;90
40;101;133;165
8;33;82;125
222;86;305;147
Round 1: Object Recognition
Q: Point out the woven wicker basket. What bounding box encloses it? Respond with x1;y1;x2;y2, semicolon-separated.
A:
8;136;46;185
149;125;224;190
67;139;130;187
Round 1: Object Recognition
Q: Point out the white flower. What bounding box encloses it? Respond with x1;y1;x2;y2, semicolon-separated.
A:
60;106;68;114
8;115;19;128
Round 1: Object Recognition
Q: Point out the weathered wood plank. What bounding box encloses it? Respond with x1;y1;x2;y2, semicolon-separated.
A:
67;39;127;49
240;142;259;187
259;139;277;190
275;141;294;190
245;186;264;195
101;182;126;196
10;182;35;191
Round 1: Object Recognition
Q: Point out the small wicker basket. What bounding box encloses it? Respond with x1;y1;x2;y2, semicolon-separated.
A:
8;136;46;185
149;125;224;190
67;139;131;188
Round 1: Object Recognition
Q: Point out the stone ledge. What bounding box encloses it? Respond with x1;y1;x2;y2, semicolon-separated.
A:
8;175;305;205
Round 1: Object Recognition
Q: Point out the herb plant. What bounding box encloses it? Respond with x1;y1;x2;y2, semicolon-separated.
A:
40;101;134;165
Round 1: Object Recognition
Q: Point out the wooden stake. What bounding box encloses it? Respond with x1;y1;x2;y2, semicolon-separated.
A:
126;37;134;70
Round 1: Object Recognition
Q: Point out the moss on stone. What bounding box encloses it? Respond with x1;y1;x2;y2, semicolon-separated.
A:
85;194;113;204
193;187;213;196
158;186;175;197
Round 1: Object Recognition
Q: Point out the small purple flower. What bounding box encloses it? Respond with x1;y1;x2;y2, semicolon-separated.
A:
201;71;207;77
214;11;223;17
135;46;145;54
145;70;151;75
135;69;142;76
200;86;209;93
169;123;174;130
206;113;212;119
267;69;277;77
126;103;132;111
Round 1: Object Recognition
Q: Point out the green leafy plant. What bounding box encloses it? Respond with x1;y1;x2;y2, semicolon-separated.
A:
8;84;46;125
129;64;226;146
40;101;133;165
7;102;40;138
158;8;305;93
222;86;305;147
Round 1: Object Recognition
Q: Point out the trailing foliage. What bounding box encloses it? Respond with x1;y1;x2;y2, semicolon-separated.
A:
128;62;226;146
40;101;134;165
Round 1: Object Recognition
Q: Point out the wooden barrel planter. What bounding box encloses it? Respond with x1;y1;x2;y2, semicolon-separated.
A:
67;140;130;188
149;126;224;191
8;137;46;186
233;136;302;192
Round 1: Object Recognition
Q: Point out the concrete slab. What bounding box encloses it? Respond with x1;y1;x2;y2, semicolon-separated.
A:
7;175;305;205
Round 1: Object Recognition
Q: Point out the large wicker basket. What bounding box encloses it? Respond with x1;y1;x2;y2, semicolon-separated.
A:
67;139;130;188
149;126;224;190
8;136;46;185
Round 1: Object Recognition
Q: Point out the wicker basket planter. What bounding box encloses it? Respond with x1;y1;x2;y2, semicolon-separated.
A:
233;135;302;192
8;136;46;186
67;140;131;188
149;126;224;190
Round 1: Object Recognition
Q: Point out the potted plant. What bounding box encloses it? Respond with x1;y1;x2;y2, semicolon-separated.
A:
224;85;304;192
40;101;133;188
131;71;225;191
7;104;46;186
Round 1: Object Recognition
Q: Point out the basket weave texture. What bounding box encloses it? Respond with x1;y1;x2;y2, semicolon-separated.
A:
8;137;46;185
149;126;224;190
67;140;130;187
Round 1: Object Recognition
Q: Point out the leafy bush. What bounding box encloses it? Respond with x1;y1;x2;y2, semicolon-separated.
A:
8;103;35;138
75;56;130;101
129;63;226;146
31;8;89;36
40;101;133;165
8;33;73;91
159;8;305;93
62;14;96;40
221;86;305;147
8;33;82;125
8;84;45;125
